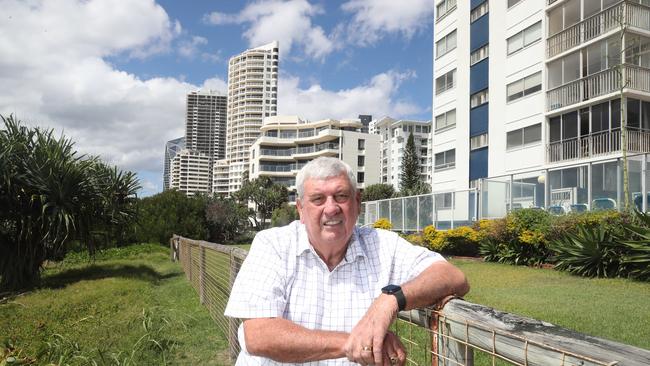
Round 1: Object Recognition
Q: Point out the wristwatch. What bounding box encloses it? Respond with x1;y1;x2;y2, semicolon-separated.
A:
381;284;406;312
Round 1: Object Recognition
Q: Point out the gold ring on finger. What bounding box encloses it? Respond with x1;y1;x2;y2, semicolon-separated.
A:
361;345;372;352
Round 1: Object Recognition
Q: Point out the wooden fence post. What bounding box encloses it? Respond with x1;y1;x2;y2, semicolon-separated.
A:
188;243;193;284
432;312;473;366
199;245;205;304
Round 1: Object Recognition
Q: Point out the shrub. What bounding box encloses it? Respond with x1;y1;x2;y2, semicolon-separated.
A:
475;209;551;266
549;225;623;278
373;218;392;230
271;204;299;227
422;225;438;245
423;225;479;256
404;233;425;247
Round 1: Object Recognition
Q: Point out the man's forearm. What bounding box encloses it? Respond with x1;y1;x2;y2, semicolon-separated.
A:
243;317;349;362
401;260;470;311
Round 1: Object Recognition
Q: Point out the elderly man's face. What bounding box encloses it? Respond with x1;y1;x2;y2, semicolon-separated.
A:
297;173;361;249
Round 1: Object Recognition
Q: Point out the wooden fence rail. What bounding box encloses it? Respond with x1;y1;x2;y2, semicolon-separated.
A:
171;235;650;366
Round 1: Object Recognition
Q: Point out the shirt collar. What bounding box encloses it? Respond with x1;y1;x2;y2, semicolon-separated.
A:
296;223;367;264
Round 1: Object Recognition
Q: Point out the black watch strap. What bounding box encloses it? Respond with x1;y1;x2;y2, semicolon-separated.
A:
382;284;406;312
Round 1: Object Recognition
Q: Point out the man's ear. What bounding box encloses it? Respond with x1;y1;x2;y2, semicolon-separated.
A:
296;198;305;223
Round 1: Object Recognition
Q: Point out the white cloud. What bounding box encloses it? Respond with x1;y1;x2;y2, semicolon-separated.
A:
0;0;200;177
204;0;335;60
178;36;208;58
278;70;425;120
341;0;434;45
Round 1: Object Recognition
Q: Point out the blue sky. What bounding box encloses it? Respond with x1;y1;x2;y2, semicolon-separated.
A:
0;0;434;196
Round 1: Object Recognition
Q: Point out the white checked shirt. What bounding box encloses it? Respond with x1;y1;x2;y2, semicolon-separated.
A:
224;220;444;365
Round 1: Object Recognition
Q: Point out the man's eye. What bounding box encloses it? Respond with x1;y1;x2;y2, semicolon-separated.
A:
334;194;349;203
311;196;324;205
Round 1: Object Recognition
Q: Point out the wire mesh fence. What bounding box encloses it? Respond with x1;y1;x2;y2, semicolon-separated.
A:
172;235;650;366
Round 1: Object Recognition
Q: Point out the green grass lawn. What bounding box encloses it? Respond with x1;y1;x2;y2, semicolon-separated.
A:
0;244;228;365
452;258;650;350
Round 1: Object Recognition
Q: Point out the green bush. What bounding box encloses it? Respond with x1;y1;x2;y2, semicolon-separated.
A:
271;204;299;227
136;190;208;245
549;225;623;278
475;209;551;266
422;225;479;256
373;218;392;230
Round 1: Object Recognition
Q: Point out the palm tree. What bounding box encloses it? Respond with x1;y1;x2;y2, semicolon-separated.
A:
0;115;140;291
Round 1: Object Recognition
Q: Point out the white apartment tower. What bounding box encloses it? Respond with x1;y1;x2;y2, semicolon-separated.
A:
374;117;432;190
249;115;380;201
170;149;212;196
433;0;650;213
224;41;279;193
185;90;227;160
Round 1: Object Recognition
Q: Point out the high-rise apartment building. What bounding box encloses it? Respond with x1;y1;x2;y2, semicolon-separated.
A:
169;149;212;196
163;137;185;191
432;0;650;213
185;90;227;160
222;41;279;194
249;115;380;201
374;117;432;190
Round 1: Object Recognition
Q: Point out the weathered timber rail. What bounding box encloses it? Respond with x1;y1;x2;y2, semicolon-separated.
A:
171;235;650;365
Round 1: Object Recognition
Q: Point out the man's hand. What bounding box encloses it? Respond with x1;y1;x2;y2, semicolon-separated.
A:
344;294;399;365
382;331;406;366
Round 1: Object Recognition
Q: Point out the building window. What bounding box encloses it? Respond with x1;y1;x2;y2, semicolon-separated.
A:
436;0;457;21
434;149;456;171
435;192;454;209
470;44;489;65
470;133;489;150
508;0;523;8
507;21;541;55
507;123;542;150
507;72;542;102
357;172;365;183
470;1;488;23
436;30;457;58
435;69;456;95
358;139;365;150
358;155;365;167
435;109;456;131
470;89;489;108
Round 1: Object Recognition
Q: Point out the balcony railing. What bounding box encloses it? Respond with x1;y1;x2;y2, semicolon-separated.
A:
547;128;650;163
546;64;650;111
547;1;650;58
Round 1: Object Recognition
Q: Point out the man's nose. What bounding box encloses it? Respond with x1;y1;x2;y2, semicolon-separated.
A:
323;196;341;216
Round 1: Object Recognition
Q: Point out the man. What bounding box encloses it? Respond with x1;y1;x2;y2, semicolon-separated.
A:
225;157;469;365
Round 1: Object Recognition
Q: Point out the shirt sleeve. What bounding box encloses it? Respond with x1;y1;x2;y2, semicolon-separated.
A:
224;229;288;319
391;234;446;285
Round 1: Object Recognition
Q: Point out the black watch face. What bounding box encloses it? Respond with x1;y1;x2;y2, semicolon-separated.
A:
383;284;400;294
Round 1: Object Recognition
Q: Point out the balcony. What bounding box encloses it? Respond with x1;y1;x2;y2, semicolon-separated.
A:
546;64;650;111
547;128;650;163
547;1;650;58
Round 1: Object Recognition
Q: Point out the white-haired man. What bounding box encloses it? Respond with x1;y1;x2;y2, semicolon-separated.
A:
225;157;469;365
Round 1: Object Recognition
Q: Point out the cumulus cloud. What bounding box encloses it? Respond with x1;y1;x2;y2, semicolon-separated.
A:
341;0;434;45
0;0;203;177
204;0;335;60
178;36;208;58
278;70;425;120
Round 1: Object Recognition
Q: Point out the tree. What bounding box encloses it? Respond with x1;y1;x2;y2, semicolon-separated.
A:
236;176;288;230
271;203;299;227
205;196;249;243
400;132;423;194
0;115;140;290
361;183;395;202
136;190;208;245
400;181;432;197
